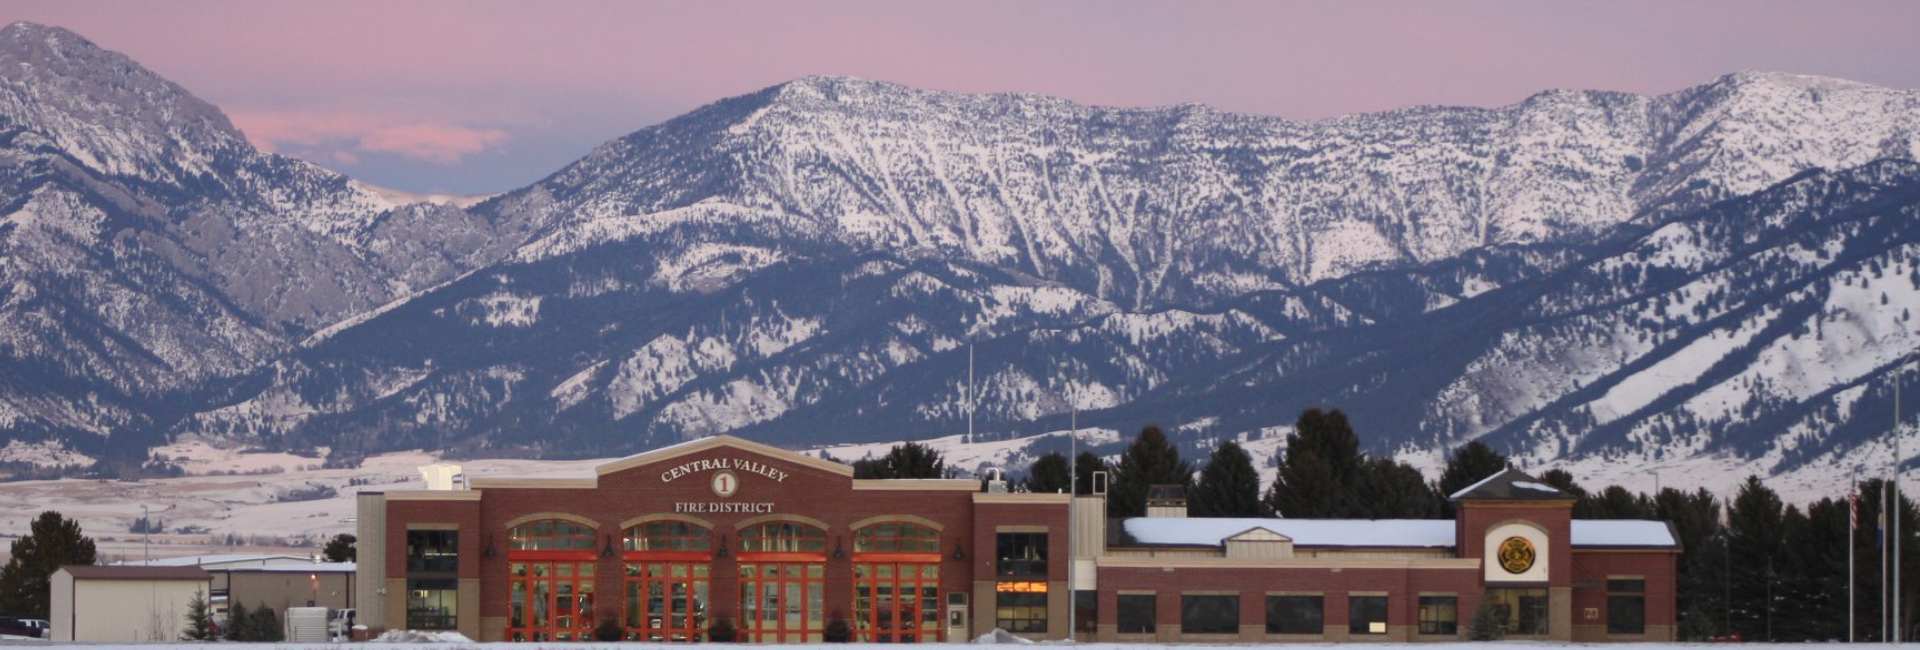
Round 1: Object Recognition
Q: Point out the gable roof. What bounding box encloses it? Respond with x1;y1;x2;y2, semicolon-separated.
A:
1448;467;1574;502
594;434;853;478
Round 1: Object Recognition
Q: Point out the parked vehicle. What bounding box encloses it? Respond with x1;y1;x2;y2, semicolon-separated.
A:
0;616;43;638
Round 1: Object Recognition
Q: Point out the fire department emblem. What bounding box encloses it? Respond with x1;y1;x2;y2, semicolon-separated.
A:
1497;536;1536;574
711;469;739;498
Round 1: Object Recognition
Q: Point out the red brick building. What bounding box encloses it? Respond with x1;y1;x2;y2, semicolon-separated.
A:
354;436;1676;642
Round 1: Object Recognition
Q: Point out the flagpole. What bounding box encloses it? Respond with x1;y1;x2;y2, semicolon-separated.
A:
1853;470;1858;643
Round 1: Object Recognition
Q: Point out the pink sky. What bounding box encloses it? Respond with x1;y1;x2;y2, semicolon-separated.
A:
5;1;1919;194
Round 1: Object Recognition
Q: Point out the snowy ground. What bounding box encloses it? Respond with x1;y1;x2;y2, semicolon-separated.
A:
0;420;1895;562
0;642;1895;649
0;444;602;562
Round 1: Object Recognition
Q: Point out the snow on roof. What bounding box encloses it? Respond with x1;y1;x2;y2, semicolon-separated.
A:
1571;520;1677;547
1447;467;1513;500
1125;518;1679;549
120;553;313;568
1123;518;1456;548
231;562;356;573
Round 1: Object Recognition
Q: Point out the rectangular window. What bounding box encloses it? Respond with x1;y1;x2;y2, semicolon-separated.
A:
1607;579;1646;635
1348;596;1387;635
406;578;459;629
1265;595;1323;635
996;533;1048;577
995;581;1048;633
1418;596;1458;635
1117;594;1156;634
1180;595;1239;634
1074;590;1097;636
1484;588;1549;635
406;530;459;574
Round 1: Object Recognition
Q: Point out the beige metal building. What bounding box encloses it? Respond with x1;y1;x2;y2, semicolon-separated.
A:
50;565;212;642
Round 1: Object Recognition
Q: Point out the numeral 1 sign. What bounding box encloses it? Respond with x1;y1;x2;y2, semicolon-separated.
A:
711;469;739;498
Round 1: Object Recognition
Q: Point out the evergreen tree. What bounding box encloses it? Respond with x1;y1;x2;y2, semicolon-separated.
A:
851;457;889;479
1466;598;1506;640
1583;485;1653;519
1073;451;1106;496
1107;425;1191;518
1435;440;1509;501
224;602;250;641
1264;409;1365;518
1189;440;1263;517
856;442;946;479
323;533;356;562
1354;457;1444;519
1654;487;1727;638
1725;476;1785;641
1024;452;1072;493
1777;497;1847;641
180;590;215;641
247;602;283;642
0;510;99;618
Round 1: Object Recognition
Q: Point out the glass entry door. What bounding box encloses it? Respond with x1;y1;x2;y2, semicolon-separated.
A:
626;561;709;641
739;562;825;642
854;563;940;642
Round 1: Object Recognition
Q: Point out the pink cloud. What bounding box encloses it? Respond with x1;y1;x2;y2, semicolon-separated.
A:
227;109;509;164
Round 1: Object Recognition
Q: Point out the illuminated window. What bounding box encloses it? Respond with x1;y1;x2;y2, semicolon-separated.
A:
995;581;1048;633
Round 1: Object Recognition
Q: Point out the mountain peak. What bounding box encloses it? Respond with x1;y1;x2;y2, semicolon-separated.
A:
0;21;244;183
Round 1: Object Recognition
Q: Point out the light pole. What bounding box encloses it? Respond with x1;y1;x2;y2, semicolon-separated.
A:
1646;468;1661;495
1062;363;1077;642
1898;354;1912;643
141;504;151;565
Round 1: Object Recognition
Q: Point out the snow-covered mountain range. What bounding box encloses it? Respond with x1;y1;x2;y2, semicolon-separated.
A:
4;21;1920;497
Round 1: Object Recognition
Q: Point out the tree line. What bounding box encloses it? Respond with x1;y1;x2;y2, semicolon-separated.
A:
861;407;1920;641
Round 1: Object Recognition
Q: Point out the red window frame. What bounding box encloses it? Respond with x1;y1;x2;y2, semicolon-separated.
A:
623;520;716;642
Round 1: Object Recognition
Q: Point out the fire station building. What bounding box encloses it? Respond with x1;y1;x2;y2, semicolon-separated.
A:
354;435;1677;643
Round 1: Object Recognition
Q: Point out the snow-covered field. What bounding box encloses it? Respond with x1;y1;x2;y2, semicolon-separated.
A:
0;444;602;562
0;420;1895;564
0;642;1885;649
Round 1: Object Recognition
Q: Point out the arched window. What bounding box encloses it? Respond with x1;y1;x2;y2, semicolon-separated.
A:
853;521;941;555
509;520;596;552
624;520;713;553
738;521;827;554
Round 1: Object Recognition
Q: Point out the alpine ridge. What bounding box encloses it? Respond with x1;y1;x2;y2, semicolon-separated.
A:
2;21;1919;500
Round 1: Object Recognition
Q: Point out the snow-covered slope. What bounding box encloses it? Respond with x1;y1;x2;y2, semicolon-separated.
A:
5;20;1920;503
0;23;525;454
492;72;1920;310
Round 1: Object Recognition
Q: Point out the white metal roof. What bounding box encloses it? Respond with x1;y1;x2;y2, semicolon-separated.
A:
1122;517;1677;549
